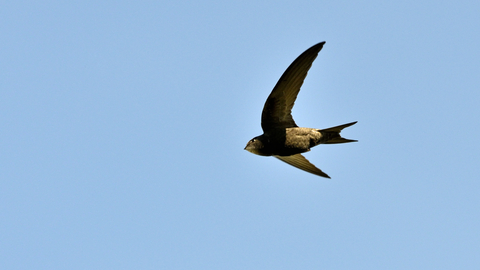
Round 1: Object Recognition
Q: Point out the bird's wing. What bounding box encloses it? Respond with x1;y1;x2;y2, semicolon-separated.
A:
275;153;330;178
261;42;325;133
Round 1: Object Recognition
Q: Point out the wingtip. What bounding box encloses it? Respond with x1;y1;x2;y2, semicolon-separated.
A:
314;41;326;49
319;171;331;179
305;42;326;53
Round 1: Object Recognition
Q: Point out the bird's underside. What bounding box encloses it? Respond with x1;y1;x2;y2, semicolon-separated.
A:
267;123;357;178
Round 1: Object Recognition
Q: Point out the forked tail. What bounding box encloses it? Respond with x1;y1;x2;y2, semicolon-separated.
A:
320;121;357;144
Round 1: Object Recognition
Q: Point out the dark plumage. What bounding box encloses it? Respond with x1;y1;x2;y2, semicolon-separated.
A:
244;42;357;178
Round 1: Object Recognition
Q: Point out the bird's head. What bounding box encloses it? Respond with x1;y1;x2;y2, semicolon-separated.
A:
244;135;269;156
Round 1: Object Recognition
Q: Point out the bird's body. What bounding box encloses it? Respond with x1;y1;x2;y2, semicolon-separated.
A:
248;122;357;157
244;41;357;178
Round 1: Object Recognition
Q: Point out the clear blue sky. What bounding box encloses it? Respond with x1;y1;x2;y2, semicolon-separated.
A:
2;1;479;269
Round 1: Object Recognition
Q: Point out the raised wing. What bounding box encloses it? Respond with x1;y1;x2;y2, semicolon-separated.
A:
261;42;325;132
275;153;330;178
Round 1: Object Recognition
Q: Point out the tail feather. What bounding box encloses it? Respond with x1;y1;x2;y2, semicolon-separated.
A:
324;137;357;144
320;121;357;144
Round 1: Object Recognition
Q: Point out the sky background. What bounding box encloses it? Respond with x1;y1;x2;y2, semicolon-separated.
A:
1;1;480;269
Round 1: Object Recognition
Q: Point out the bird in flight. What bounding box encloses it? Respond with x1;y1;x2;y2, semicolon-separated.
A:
244;42;357;178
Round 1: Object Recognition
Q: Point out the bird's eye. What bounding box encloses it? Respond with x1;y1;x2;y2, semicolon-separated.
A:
251;139;255;142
